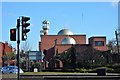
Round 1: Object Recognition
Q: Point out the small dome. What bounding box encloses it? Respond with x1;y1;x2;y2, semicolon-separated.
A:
42;20;50;30
62;37;76;44
58;29;73;35
42;20;50;24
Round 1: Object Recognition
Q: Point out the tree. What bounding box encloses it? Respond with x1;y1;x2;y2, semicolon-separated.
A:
81;48;107;68
20;41;31;71
54;49;60;60
60;46;77;69
107;39;117;53
107;39;120;63
21;40;32;53
54;49;61;68
69;46;76;69
60;51;69;68
2;52;16;66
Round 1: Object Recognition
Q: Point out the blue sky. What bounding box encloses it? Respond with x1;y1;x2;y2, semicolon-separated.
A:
2;2;118;50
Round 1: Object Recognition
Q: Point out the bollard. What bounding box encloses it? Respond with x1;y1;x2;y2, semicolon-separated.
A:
97;68;106;76
34;68;38;72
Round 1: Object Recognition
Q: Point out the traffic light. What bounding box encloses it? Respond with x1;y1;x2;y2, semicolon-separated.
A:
10;28;16;41
22;16;30;40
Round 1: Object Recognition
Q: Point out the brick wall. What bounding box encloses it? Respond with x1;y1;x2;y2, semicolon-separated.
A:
40;35;107;63
0;42;13;66
89;37;107;51
40;35;86;51
4;42;12;53
0;42;4;66
55;44;72;54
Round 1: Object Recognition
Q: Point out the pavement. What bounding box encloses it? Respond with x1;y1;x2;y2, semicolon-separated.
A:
20;73;120;80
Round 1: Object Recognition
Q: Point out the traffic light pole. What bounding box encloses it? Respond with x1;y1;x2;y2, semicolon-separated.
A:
10;16;30;80
17;19;20;80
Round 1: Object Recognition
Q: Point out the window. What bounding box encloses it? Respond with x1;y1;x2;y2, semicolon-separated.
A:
95;41;104;46
29;56;36;60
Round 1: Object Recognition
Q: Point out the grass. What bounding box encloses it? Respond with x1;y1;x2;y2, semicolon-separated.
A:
22;72;77;75
0;70;79;78
2;74;17;78
1;72;80;78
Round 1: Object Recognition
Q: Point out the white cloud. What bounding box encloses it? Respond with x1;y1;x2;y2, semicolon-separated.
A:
111;0;120;7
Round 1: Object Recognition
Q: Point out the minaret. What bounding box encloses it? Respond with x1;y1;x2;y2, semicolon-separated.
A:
42;20;50;35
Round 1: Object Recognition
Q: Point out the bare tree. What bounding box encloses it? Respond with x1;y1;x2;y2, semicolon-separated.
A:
107;39;117;53
20;40;32;71
21;40;32;53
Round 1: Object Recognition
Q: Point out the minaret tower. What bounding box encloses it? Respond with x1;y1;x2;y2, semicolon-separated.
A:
42;20;50;35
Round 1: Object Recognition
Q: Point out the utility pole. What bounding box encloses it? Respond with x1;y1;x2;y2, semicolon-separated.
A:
115;30;119;54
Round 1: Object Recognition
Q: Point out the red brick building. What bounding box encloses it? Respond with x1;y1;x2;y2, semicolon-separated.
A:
39;20;107;69
0;41;15;66
89;37;107;51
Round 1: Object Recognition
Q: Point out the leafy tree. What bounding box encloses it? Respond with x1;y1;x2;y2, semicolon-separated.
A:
10;53;16;60
60;51;69;68
2;52;16;66
80;48;107;68
34;61;41;68
69;46;76;69
60;46;77;69
60;46;107;69
54;49;59;62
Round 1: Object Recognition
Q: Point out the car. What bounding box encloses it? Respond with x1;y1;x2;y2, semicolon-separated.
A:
1;66;24;74
0;68;1;73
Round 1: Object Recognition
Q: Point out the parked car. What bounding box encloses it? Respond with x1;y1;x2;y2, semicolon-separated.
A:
1;66;24;74
0;68;1;73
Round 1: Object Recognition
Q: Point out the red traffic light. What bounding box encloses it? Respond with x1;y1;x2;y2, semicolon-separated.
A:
11;29;15;34
10;28;16;41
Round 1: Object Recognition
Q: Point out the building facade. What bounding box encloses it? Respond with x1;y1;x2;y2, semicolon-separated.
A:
39;20;107;69
28;51;44;61
0;41;15;67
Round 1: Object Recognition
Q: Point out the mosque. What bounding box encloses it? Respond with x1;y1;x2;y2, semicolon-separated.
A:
39;20;107;69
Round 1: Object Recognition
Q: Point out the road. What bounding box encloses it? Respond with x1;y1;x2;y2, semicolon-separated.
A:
1;73;120;80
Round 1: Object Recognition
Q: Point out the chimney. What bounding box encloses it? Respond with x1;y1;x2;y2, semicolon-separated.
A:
5;41;8;47
5;41;8;52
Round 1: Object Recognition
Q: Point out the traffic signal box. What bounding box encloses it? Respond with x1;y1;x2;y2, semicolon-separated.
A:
10;28;16;41
22;16;30;40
